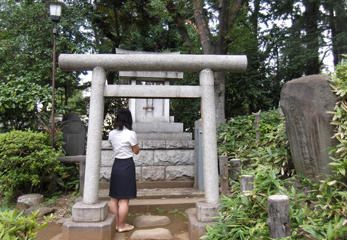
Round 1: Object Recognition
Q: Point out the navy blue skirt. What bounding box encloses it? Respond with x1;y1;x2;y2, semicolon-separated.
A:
109;157;137;199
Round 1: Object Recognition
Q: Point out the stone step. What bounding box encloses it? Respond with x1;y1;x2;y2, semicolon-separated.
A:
98;186;205;214
99;187;204;200
128;197;204;214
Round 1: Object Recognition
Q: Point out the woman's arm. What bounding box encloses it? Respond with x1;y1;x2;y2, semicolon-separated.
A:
132;144;140;155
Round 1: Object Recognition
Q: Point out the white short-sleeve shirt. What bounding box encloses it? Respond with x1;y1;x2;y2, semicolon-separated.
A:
108;127;138;159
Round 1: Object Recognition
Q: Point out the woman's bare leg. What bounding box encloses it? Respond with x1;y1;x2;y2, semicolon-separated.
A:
118;199;133;231
109;198;119;229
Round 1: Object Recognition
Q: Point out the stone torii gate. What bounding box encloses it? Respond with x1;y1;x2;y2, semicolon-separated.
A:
59;54;247;240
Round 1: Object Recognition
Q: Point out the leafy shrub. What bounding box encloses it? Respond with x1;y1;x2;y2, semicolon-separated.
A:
0;130;66;205
218;109;292;174
0;209;54;240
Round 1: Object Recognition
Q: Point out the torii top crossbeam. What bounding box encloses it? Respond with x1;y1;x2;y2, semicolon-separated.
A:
59;54;247;73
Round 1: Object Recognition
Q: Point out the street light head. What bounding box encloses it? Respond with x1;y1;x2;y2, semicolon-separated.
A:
46;1;66;22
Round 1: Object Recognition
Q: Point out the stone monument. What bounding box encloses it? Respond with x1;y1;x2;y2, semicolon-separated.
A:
61;112;86;155
280;74;338;182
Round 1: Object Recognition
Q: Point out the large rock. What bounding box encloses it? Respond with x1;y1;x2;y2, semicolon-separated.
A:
24;206;55;217
280;74;338;182
17;194;43;206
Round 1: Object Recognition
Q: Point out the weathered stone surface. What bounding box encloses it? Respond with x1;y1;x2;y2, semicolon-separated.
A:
129;228;173;240
135;167;142;181
133;215;171;227
18;194;43;206
100;150;114;166
267;195;291;238
142;166;165;181
16;202;30;211
142;140;166;149
280;75;338;182
196;201;219;222
61;112;86;156
165;140;195;149
24;206;54;217
154;150;194;166
99;166;111;181
166;166;194;181
134;150;154;166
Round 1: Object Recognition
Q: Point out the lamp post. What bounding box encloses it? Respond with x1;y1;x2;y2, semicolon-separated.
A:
47;1;65;147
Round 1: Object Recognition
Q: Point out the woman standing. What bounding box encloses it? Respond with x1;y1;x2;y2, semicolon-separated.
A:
108;109;139;233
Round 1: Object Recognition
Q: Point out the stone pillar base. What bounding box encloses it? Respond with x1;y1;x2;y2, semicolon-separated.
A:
186;208;216;240
72;201;108;222
62;213;115;240
196;201;219;222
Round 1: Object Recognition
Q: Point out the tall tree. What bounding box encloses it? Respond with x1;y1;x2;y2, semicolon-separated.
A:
0;0;92;131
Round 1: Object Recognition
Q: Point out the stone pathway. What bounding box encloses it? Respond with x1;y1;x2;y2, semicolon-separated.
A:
114;215;190;240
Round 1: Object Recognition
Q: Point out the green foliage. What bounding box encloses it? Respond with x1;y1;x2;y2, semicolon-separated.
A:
329;55;347;181
206;62;347;239
0;0;92;132
217;109;291;173
0;75;51;130
0;130;66;205
0;209;54;240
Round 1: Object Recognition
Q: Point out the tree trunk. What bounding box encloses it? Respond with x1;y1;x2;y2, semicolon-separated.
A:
302;0;321;75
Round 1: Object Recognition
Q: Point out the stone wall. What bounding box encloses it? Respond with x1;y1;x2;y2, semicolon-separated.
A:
100;140;195;182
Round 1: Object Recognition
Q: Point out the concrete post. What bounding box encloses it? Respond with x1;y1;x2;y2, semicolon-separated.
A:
229;159;241;184
241;175;254;194
200;68;219;204
268;195;290;239
83;67;106;204
219;155;229;195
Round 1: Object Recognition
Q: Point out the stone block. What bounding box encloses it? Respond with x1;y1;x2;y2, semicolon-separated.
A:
166;166;194;181
17;194;43;206
166;140;195;149
133;122;183;133
137;132;192;141
154;150;194;166
101;150;114;166
101;140;112;150
135;167;142;181
62;213;115;240
133;150;154;166
99;167;112;181
196;201;219;222
133;215;171;227
129;228;173;240
142;166;165;181
142;140;166;149
186;208;215;240
72;201;108;222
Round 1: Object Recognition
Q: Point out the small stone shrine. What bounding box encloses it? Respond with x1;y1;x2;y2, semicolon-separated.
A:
100;49;195;185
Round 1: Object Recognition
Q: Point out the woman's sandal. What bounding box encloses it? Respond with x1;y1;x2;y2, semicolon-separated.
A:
117;224;134;233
